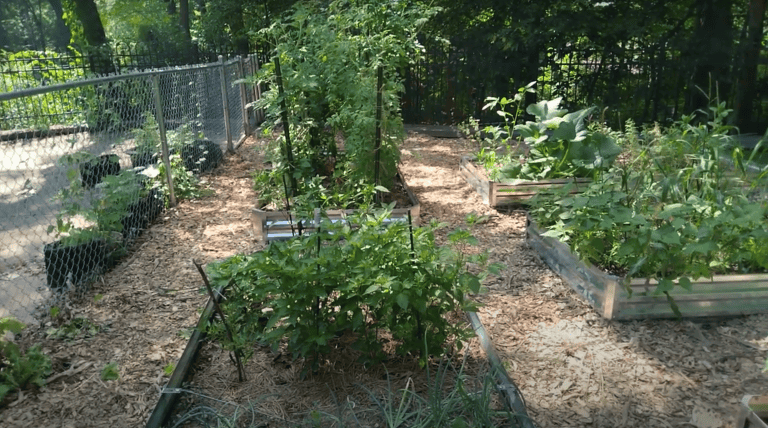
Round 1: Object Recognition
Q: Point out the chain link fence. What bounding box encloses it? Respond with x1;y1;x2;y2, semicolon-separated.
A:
0;55;263;323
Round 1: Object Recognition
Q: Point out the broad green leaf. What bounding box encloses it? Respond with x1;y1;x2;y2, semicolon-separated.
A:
396;293;409;310
526;97;565;121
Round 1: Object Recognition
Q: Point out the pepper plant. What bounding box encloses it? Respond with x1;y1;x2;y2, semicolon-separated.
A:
205;208;500;371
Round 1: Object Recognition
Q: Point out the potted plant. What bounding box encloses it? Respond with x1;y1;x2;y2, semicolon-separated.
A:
45;158;110;289
79;154;120;188
127;113;160;168
96;169;160;248
166;123;223;174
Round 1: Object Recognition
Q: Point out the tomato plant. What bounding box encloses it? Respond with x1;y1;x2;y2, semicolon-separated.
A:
250;0;439;201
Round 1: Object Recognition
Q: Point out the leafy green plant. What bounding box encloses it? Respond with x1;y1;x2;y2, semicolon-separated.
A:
157;153;210;204
251;0;438;198
45;317;102;341
101;362;119;381
95;170;146;234
483;96;621;181
163;363;175;376
528;103;768;303
48;153;108;247
132;112;161;155
1;317;52;402
205;208;500;371
0;49;91;131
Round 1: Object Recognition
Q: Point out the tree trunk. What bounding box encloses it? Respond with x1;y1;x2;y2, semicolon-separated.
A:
687;0;734;114
70;0;114;75
228;3;249;54
47;0;72;50
0;6;10;50
179;0;191;41
735;0;767;132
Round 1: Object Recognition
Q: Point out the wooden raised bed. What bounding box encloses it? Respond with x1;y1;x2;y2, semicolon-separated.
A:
251;171;420;243
459;156;590;207
526;216;768;320
736;395;768;428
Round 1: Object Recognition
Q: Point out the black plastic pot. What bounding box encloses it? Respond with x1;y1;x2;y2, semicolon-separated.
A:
44;239;107;290
121;188;164;240
129;149;158;168
80;154;120;188
179;140;223;174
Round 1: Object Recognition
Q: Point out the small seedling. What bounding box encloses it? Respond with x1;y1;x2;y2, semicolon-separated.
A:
46;317;101;340
93;294;103;302
101;362;119;381
0;317;51;401
163;363;175;376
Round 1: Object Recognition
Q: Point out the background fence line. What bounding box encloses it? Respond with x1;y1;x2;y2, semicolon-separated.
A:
0;55;262;324
401;40;768;130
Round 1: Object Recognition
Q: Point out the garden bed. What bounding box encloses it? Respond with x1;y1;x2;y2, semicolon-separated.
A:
736;395;768;428
149;281;533;428
459;156;590;207
251;169;421;242
526;215;768;320
3;133;767;428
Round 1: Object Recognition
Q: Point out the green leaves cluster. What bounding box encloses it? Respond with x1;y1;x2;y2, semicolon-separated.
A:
476;94;621;182
1;317;51;402
0;49;91;131
251;0;438;192
529;103;768;298
205;209;498;370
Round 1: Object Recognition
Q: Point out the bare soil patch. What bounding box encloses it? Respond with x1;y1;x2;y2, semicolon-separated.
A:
1;130;767;428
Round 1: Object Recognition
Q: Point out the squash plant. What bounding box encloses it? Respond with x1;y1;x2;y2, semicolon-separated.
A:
250;0;438;203
475;93;622;182
528;103;768;303
205;209;500;371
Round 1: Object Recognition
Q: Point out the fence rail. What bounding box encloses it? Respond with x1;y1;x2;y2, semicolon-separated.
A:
0;54;263;323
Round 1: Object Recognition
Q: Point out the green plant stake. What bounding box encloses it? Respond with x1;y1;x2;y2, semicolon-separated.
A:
274;55;298;197
192;259;246;382
374;65;384;204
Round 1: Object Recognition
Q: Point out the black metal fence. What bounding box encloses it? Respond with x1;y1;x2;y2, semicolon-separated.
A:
0;43;267;93
402;40;768;130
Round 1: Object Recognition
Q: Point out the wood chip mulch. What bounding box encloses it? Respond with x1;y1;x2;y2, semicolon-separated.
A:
1;131;767;428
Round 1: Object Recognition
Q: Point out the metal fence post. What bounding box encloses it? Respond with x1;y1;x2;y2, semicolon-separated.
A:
219;55;234;153
237;55;249;136
152;73;177;207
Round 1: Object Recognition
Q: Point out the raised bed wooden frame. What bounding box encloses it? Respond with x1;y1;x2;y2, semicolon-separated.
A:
251;170;421;243
526;216;768;320
459;156;590;207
